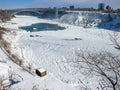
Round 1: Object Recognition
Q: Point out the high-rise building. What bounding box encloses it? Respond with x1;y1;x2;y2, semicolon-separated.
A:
69;5;74;9
98;3;105;10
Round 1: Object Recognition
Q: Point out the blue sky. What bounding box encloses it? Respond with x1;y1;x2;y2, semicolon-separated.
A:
0;0;120;9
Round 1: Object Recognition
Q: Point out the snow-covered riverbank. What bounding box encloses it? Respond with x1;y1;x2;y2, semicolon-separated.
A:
1;15;120;90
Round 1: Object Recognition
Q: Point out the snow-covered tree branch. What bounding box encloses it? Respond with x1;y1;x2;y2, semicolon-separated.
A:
73;50;120;90
109;33;120;49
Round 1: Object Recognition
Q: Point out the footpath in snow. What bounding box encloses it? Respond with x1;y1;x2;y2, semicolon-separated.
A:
0;47;74;90
0;47;33;80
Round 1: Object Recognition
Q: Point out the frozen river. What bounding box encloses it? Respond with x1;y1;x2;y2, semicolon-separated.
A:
20;23;65;32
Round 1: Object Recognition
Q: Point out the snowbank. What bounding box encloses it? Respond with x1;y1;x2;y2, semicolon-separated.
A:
0;62;10;78
1;14;120;90
0;61;11;88
59;11;120;31
11;75;74;90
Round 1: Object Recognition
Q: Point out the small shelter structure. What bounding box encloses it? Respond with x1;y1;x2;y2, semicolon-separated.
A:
36;68;46;77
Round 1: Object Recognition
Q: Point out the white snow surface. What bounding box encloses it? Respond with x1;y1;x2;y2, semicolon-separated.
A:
1;14;120;90
0;51;11;84
0;62;10;78
59;11;120;30
11;75;74;90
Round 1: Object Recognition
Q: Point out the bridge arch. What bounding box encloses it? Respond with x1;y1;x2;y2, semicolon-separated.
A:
13;10;42;16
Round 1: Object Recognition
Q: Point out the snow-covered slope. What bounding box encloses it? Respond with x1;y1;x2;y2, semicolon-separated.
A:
59;11;120;31
11;75;74;90
0;52;12;89
0;47;74;90
0;62;10;78
1;13;120;90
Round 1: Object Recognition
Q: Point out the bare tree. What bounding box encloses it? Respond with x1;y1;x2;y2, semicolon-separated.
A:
109;33;120;49
0;76;7;90
0;9;11;22
73;50;120;90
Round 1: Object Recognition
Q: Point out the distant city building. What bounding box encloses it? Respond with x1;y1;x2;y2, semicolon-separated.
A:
98;3;105;10
69;5;74;9
62;7;68;10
